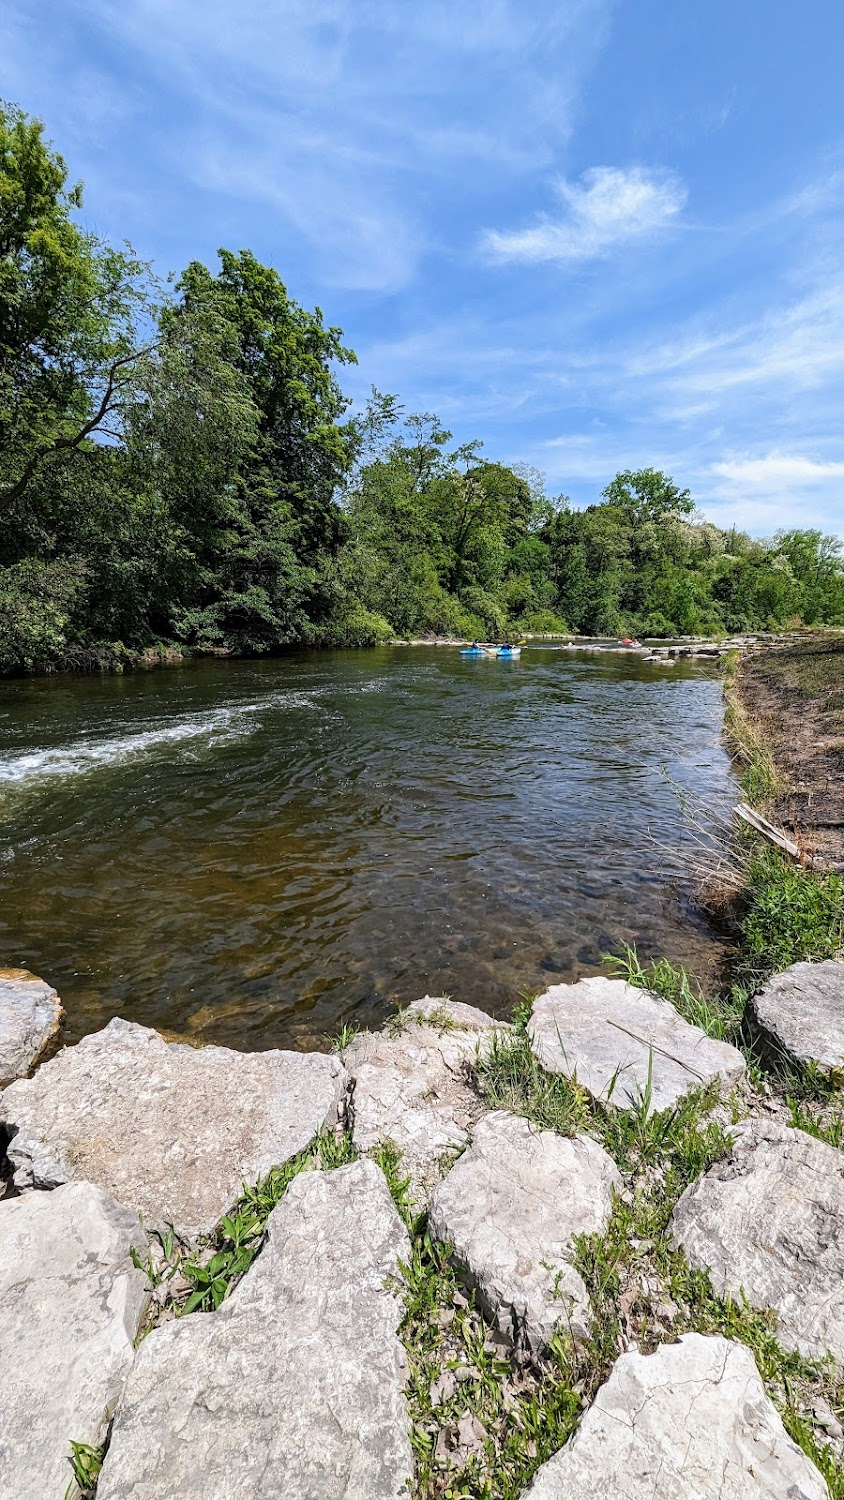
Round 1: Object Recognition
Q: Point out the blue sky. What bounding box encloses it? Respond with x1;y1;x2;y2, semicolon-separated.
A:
3;0;844;537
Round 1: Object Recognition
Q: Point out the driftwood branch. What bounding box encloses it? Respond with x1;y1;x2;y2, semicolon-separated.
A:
734;802;800;858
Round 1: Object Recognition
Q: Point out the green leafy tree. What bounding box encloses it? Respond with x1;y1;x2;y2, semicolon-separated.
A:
0;101;152;512
142;250;358;650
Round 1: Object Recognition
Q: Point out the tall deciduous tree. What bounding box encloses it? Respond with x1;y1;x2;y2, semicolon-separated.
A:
0;100;152;511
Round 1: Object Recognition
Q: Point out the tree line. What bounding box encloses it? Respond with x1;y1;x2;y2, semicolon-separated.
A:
1;101;842;673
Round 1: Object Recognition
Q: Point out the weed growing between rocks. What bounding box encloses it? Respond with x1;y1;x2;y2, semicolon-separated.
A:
467;1003;844;1493
373;1136;585;1498
608;944;745;1042
572;1171;844;1498
64;1439;105;1500
133;1129;358;1330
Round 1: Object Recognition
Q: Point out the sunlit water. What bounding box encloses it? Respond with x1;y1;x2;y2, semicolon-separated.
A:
0;646;736;1050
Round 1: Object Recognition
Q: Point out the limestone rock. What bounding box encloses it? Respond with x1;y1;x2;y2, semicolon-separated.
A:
429;1111;621;1351
528;977;745;1112
0;967;63;1084
748;960;844;1077
522;1334;829;1498
0;1181;149;1500
1;1018;347;1238
344;996;508;1201
671;1119;844;1363
97;1159;412;1500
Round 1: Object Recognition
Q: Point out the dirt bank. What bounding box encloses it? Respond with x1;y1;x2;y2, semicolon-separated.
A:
734;633;844;869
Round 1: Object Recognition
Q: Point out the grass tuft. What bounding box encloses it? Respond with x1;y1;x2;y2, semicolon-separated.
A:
64;1441;105;1500
607;945;745;1042
735;849;844;991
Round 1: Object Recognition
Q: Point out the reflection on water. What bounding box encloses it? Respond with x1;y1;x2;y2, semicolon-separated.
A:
0;646;736;1050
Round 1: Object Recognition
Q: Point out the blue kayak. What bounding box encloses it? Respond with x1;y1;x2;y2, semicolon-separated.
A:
459;648;487;656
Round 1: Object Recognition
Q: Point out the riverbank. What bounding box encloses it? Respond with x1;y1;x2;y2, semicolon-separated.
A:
727;632;844;870
2;962;844;1498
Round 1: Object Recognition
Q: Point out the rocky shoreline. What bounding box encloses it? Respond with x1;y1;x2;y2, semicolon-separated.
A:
2;964;844;1497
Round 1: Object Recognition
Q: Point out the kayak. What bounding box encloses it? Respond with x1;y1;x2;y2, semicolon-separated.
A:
493;647;521;658
459;648;487;656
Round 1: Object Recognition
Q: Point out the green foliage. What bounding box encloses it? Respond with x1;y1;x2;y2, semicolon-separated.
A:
736;849;844;990
1;100;842;674
607;944;745;1041
64;1440;105;1499
475;1023;732;1180
178;1130;358;1314
0;101;152;511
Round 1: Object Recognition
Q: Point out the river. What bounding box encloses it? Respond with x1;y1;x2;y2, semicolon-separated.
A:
0;645;736;1050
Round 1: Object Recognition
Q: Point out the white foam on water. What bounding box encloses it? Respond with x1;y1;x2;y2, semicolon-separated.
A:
0;690;322;789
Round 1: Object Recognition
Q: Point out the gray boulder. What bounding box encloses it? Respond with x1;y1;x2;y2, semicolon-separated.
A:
528;977;745;1112
344;996;508;1201
522;1334;828;1498
97;1159;412;1500
0;967;63;1084
429;1111;621;1351
1;1018;347;1238
0;1181;149;1500
671;1119;844;1363
748;960;844;1077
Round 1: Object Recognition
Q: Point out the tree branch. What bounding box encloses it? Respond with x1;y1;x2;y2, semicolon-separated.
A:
0;346;153;510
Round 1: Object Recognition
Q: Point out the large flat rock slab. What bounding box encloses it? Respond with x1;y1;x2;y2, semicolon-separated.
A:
0;1181;149;1500
1;1018;347;1238
344;996;508;1201
0;967;63;1084
671;1119;844;1363
749;960;844;1077
429;1111;621;1352
528;977;745;1112
522;1334;829;1498
97;1159;412;1500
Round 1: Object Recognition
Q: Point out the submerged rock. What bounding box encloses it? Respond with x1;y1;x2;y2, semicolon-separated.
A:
522;1334;829;1498
528;977;745;1112
671;1119;844;1363
344;996;508;1202
97;1160;412;1500
429;1110;621;1352
0;967;63;1085
748;960;844;1077
1;1018;347;1238
0;1181;149;1500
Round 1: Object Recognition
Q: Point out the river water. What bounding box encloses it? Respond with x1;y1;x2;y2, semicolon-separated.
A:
0;646;736;1050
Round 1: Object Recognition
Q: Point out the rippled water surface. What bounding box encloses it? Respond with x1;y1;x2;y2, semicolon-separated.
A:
0;647;736;1049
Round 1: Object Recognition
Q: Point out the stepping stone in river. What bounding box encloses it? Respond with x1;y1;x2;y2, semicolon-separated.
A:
344;996;509;1202
748;960;844;1078
0;1017;347;1238
428;1110;621;1352
0;1181;149;1500
528;977;746;1113
521;1334;829;1499
671;1118;844;1364
0;967;64;1085
96;1159;412;1500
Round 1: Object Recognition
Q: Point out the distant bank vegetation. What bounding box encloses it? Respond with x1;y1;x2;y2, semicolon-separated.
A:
1;101;842;674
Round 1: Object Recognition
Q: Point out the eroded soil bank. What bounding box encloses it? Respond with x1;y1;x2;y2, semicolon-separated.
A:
733;633;844;869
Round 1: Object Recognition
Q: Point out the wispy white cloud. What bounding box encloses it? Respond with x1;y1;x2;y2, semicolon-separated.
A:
711;453;844;492
22;0;611;291
484;165;687;264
